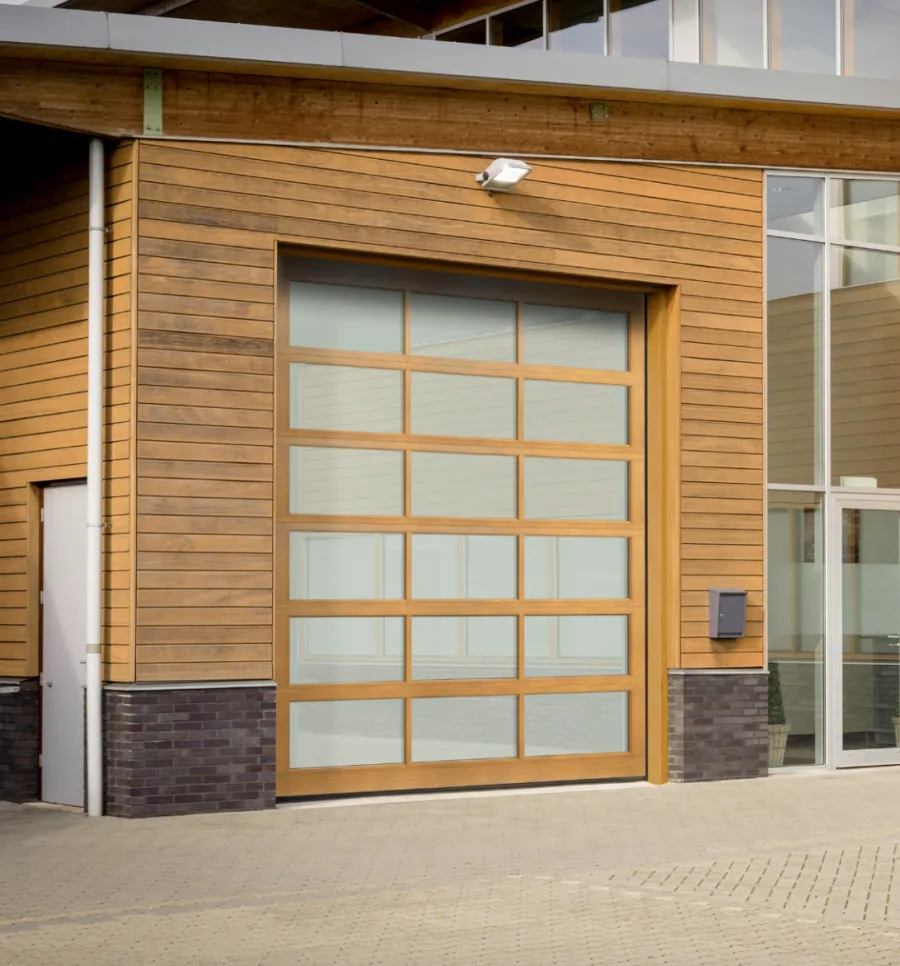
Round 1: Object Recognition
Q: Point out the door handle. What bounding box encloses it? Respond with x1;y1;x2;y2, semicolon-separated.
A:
46;681;53;688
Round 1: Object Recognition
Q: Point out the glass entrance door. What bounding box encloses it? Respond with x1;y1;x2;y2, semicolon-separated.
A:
832;495;900;766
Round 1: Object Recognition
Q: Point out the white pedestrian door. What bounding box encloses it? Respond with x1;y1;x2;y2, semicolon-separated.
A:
41;483;87;807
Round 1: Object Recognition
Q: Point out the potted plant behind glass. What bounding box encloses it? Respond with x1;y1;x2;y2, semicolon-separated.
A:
768;661;790;768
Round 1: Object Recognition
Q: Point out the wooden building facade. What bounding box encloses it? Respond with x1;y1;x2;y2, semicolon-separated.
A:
0;1;896;814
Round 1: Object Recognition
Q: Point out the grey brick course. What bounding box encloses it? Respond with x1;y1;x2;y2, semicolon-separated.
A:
668;669;768;782
103;685;276;818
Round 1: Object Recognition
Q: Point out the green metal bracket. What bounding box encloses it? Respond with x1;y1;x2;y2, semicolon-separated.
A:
589;103;609;120
143;68;163;136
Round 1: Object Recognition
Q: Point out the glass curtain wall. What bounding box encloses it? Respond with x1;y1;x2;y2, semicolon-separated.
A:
766;172;900;766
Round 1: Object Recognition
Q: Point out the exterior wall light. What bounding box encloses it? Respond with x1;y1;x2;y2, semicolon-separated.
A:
475;158;533;192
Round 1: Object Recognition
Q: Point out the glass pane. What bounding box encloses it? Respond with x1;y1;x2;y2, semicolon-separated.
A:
411;372;515;439
841;509;900;752
766;176;824;235
845;0;900;81
437;21;486;44
701;0;764;68
289;364;402;433
548;0;605;53
490;1;544;48
525;536;628;598
525;457;628;520
411;452;516;518
410;293;515;362
830;180;900;248
289;532;403;599
525;616;629;677
289;699;404;768
290;446;403;516
523;304;627;370
412;696;517;761
769;0;836;74
831;247;900;488
289;281;402;353
289;617;404;684
766;237;823;486
412;534;516;599
609;0;670;60
524;692;628;756
524;380;627;444
767;492;824;766
412;616;517;679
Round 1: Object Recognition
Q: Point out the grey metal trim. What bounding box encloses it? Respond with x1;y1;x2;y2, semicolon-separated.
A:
5;5;900;114
104;680;277;691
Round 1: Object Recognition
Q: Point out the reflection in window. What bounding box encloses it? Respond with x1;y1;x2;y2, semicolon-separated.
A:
491;1;545;48
289;364;402;433
769;0;836;74
701;0;765;67
411;371;516;439
831;246;900;488
289;532;404;599
289;618;405;684
609;0;670;59
766;237;824;486
524;536;628;598
290;446;404;516
410;292;516;362
412;696;517;761
289;699;404;768
523;303;628;369
549;0;605;53
289;281;402;353
766;176;824;236
437;21;487;44
524;692;628;755
412;534;517;599
524;615;629;676
844;0;900;81
411;451;517;518
766;493;824;766
831;180;900;249
411;617;517;680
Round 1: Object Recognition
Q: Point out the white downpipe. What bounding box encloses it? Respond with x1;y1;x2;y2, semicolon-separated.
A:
86;138;104;817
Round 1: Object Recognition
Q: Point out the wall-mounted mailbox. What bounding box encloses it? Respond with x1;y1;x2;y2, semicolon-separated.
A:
709;588;747;640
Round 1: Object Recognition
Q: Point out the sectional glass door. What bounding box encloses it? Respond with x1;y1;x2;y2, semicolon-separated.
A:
275;255;646;797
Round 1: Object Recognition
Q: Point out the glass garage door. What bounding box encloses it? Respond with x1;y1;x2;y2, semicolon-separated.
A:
275;255;646;797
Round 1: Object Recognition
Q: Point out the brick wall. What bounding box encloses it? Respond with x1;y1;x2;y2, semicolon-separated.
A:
104;685;276;818
668;670;768;782
0;679;39;803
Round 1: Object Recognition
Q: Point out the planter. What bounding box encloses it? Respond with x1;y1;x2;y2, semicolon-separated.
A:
894;716;900;749
768;723;790;768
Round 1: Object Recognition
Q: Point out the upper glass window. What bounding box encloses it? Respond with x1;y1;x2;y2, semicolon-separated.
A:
491;1;545;47
767;176;824;236
701;0;765;68
831;180;900;249
844;0;900;81
548;0;606;53
609;0;670;59
769;0;837;75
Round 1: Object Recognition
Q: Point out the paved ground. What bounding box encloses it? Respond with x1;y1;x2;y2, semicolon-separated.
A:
4;770;900;965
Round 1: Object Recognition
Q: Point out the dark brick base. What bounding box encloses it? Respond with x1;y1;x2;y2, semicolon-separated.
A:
104;684;276;818
668;669;768;782
0;678;39;803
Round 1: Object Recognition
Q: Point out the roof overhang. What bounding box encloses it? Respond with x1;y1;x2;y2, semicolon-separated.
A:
3;3;900;116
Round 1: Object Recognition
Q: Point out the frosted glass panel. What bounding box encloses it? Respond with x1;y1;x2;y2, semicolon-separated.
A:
411;371;515;439
524;692;628;756
701;0;764;68
524;616;629;677
289;364;402;433
831;180;900;248
289;699;404;768
410;293;515;361
411;452;516;518
289;617;404;684
524;458;628;520
290;446;403;516
412;534;516;599
412;616;517;680
411;696;517;761
289;532;403;599
524;381;627;444
525;536;628;599
289;281;402;353
523;304;627;370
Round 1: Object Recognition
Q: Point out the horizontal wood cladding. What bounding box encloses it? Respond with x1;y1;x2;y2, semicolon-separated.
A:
135;138;763;677
0;139;135;681
2;55;900;172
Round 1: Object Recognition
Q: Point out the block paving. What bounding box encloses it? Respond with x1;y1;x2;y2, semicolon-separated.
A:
4;768;900;964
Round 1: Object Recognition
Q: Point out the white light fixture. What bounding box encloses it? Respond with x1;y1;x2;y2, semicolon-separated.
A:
475;157;533;193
